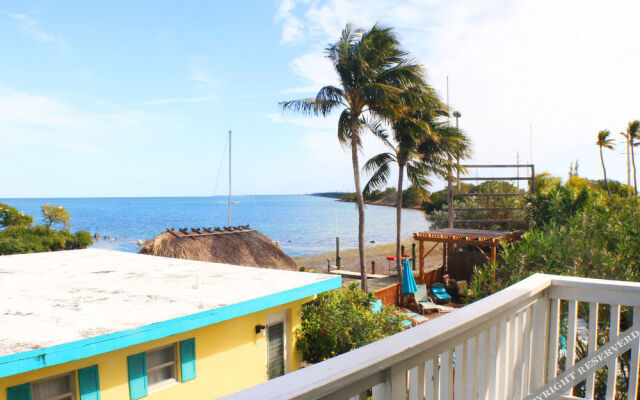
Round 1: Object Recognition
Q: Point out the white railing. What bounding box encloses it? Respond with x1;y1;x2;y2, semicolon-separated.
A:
225;274;640;400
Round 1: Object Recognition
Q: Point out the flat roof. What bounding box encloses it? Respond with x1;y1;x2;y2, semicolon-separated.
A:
0;249;341;377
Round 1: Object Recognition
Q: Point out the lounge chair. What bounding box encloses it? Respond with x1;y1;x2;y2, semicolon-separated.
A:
413;284;440;314
430;283;452;304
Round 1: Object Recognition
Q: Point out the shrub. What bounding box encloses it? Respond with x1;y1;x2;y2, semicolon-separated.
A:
296;283;404;363
0;203;93;255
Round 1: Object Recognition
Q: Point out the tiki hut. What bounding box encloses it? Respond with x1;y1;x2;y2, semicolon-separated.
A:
139;227;298;271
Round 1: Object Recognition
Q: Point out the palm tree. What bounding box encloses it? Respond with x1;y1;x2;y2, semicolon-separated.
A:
627;120;640;196
596;130;615;196
363;105;470;282
281;24;426;291
620;131;631;187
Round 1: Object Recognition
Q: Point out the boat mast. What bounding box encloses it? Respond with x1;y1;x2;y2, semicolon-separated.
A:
228;130;232;227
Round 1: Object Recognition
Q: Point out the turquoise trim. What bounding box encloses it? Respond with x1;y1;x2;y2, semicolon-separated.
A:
0;276;340;378
179;338;196;382
6;383;31;400
78;365;100;400
127;352;147;400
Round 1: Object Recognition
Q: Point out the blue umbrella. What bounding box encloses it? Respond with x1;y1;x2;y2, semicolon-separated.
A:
401;258;417;295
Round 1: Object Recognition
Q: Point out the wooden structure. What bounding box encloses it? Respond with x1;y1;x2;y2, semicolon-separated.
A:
448;164;535;228
165;225;253;238
413;228;522;279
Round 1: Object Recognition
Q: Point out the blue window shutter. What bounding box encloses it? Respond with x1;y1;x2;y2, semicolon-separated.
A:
127;353;148;400
179;338;196;382
78;365;101;400
7;384;31;400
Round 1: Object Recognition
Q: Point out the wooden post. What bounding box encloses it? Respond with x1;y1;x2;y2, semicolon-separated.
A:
401;244;405;256
371;260;376;275
491;245;497;264
419;239;425;279
446;243;452;275
336;237;341;269
327;259;331;273
531;164;536;194
448;180;454;228
442;243;447;270
411;243;416;270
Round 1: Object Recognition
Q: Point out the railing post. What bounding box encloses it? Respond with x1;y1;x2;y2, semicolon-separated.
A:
371;260;376;275
389;365;407;400
336;237;341;269
327;259;331;274
530;294;549;389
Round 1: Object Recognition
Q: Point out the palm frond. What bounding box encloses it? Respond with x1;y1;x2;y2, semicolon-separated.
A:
362;152;394;195
337;108;353;146
406;163;432;195
280;98;341;117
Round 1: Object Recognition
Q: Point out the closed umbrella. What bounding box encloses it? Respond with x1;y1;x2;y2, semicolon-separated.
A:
401;258;417;295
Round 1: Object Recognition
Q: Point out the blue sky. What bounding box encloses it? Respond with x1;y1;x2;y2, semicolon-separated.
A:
1;0;639;197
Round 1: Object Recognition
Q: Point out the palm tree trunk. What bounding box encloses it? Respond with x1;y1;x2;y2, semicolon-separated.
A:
396;164;405;284
350;139;368;291
600;146;611;196
627;139;631;187
631;140;638;196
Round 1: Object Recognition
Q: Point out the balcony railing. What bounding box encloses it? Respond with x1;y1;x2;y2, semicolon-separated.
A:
225;274;640;400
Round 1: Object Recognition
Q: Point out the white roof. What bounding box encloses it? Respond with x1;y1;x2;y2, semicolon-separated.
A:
0;249;337;357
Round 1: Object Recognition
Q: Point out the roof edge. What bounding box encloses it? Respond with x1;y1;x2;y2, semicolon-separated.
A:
0;275;342;378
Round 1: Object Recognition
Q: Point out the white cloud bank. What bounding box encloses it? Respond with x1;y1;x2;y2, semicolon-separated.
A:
274;0;640;188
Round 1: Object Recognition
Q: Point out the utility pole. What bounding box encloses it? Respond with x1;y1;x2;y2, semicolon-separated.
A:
529;123;533;164
453;111;462;190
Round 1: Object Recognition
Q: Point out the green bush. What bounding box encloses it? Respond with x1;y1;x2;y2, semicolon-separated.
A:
296;283;404;363
0;202;34;228
0;203;93;255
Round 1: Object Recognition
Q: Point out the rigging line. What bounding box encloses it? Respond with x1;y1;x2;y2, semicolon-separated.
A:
212;136;229;198
208;135;229;224
250;195;264;228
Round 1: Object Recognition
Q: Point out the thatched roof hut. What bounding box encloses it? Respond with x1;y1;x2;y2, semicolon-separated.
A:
139;229;298;271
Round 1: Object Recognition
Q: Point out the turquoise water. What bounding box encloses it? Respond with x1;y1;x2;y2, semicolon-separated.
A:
0;196;430;256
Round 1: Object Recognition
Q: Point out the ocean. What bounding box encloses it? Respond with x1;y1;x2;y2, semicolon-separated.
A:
0;196;430;256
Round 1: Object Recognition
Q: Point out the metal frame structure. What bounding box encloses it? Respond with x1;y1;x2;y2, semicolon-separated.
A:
447;164;535;228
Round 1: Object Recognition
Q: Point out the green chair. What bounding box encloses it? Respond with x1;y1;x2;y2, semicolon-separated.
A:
414;284;439;314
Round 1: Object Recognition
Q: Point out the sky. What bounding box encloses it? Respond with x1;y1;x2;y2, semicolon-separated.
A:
1;0;639;197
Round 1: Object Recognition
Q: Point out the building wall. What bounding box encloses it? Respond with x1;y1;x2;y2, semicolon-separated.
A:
1;297;311;400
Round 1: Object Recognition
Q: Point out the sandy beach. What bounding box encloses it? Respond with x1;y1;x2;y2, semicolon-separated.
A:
293;236;444;274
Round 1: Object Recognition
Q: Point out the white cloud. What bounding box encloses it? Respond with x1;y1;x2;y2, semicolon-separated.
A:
274;0;306;43
274;0;640;186
1;12;67;49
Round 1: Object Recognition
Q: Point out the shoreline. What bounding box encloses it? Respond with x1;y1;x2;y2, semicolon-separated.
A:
293;235;443;274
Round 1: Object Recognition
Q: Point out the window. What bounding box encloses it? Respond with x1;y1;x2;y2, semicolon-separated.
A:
7;366;99;400
146;345;177;388
31;372;75;400
265;310;289;380
127;339;196;400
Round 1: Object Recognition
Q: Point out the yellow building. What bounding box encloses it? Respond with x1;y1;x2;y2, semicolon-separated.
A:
0;250;341;400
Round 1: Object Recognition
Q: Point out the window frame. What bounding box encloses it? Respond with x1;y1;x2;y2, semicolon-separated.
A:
30;371;76;400
145;343;178;391
265;309;290;378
